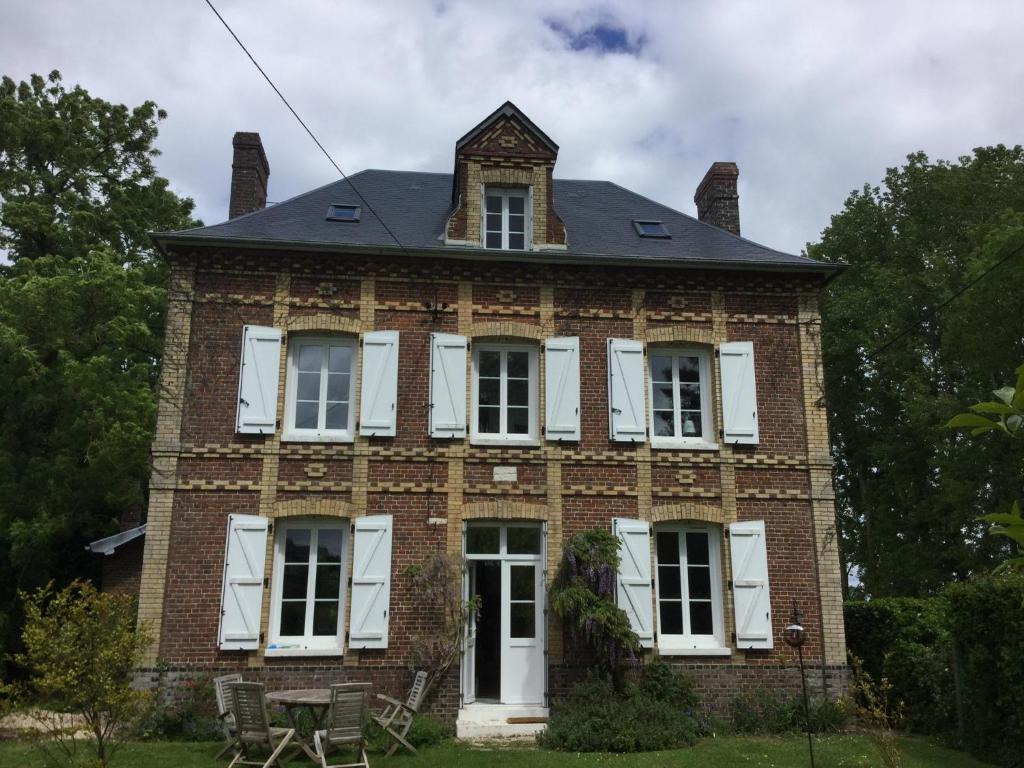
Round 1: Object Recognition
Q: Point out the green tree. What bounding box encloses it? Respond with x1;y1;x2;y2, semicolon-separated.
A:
0;71;197;667
16;581;153;767
809;147;1024;597
948;362;1024;571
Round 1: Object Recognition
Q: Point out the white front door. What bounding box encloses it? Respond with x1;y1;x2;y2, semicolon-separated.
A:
464;522;546;707
500;559;544;704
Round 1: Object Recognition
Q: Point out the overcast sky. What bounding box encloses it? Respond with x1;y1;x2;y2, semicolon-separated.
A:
4;0;1023;255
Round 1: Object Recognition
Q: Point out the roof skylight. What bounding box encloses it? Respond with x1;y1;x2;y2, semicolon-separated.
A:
326;204;361;222
633;220;670;238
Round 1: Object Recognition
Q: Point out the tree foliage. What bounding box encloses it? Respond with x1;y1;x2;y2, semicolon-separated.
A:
948;362;1024;571
548;529;640;683
810;146;1024;596
0;71;197;667
15;581;153;766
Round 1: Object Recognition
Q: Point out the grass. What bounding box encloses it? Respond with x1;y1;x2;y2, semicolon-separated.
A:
0;734;993;768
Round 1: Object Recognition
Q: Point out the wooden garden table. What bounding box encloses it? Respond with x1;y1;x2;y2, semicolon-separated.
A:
266;688;332;762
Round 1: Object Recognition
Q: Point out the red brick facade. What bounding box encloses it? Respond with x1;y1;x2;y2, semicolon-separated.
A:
137;245;847;718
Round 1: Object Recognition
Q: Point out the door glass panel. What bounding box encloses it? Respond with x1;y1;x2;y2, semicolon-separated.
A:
508;196;525;215
507;379;529;406
510;603;535;639
466;526;499;554
510;565;535;600
479;350;501;377
486;195;502;213
507;526;540;554
317;530;343;562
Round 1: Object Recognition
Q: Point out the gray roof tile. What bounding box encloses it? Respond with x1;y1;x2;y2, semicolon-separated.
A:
155;170;834;273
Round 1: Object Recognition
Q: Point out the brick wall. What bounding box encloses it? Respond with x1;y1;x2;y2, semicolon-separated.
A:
136;246;846;721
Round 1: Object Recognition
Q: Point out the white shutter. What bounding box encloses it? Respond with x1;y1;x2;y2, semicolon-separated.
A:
544;336;581;441
729;520;773;649
613;517;654;648
607;338;646;442
217;514;269;650
235;325;282;434
359;331;399;437
348;514;393;649
429;333;467;438
719;341;759;444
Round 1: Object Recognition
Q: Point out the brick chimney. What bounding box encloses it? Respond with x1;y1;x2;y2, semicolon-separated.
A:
694;162;740;235
229;132;270;219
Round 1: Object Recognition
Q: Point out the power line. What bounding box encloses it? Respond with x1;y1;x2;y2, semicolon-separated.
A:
202;0;408;254
867;240;1024;359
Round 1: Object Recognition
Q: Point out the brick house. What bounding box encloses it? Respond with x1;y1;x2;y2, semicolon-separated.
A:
138;102;846;735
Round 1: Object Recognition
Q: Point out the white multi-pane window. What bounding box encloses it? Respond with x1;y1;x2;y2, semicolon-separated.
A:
268;519;348;653
483;188;529;250
654;525;725;651
471;344;539;444
284;336;356;441
648;348;714;448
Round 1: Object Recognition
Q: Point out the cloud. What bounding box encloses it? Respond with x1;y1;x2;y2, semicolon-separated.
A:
3;0;1022;255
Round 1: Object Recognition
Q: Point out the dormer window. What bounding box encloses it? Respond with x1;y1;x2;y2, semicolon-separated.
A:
484;188;529;250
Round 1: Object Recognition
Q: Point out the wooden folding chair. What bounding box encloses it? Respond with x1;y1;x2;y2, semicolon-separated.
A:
228;682;298;768
313;683;371;768
213;673;244;760
373;671;427;756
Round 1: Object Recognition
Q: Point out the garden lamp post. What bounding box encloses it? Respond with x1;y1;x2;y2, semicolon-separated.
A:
784;601;815;768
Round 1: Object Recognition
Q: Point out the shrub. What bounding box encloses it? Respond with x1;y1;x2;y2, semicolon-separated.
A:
725;690;848;735
844;597;955;734
945;574;1024;768
540;669;701;753
138;676;221;742
15;581;153;767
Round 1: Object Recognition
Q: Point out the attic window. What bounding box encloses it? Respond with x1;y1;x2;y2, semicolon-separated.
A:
326;204;361;222
633;220;670;238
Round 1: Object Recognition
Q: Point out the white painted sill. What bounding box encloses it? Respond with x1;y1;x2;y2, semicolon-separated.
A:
280;431;355;444
470;437;541;448
264;648;345;658
650;439;720;452
657;646;733;657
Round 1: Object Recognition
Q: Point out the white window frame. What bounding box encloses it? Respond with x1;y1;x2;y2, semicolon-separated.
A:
471;343;539;446
267;518;349;655
648;346;717;450
283;335;358;442
654;524;728;654
481;186;531;251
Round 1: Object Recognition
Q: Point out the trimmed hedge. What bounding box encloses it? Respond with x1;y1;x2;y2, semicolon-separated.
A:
946;575;1024;768
844;596;955;734
845;574;1024;768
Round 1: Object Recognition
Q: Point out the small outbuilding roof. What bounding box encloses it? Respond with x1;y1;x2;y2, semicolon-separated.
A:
85;524;147;556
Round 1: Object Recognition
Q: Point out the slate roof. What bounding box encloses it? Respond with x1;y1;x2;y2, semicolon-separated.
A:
154;170;837;275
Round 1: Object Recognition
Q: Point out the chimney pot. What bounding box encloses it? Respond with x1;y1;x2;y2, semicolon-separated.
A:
694;161;740;235
229;131;270;219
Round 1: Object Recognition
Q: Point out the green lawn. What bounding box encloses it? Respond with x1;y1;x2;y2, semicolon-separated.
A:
0;734;992;768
